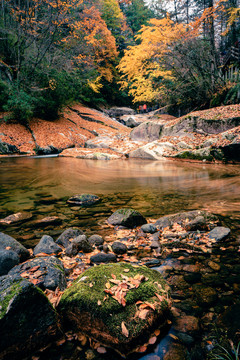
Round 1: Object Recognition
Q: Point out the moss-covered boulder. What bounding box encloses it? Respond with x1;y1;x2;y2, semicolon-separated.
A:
107;208;147;228
58;263;171;356
0;275;60;359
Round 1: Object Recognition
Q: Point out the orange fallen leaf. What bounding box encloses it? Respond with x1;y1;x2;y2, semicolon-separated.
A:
97;347;107;354
123;269;130;272
137;309;149;320
154;329;161;336
137;345;147;353
148;336;157;345
56;338;66;346
97;300;101;306
121;322;129;337
155;293;165;302
5;246;11;250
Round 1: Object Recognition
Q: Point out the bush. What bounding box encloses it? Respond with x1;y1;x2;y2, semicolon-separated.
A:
3;89;35;125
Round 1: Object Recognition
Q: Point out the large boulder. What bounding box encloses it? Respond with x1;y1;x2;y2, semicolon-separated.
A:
173;147;224;162
106;107;135;118
130;122;164;141
8;256;67;291
56;227;84;248
0;141;19;155
107;208;147;228
128;141;176;160
67;194;100;207
0;275;59;359
0;232;30;262
58;263;171;356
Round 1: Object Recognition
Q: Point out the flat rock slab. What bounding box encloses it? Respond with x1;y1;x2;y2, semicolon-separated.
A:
107;208;147;228
58;263;171;356
67;194;100;207
0;232;30;262
0;212;32;225
0;275;59;359
208;226;231;242
8;256;67;291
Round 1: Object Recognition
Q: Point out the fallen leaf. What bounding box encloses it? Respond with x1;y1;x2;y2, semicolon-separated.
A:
148;336;157;345
123;269;130;272
169;333;179;340
105;282;111;289
55;338;66;346
121;322;129;337
111;274;116;279
154;329;161;336
5;246;11;250
137;309;149;320
97;300;101;306
77;334;87;345
137;345;147;353
89;283;93;287
155;293;165;302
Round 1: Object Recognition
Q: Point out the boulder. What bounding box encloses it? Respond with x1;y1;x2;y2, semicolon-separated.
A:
0;232;30;262
112;241;127;255
0;250;19;276
130;122;164;142
85;136;113;149
154;210;217;229
8;256;67;291
58;263;171;356
107;107;135;118
128;141;176;160
125;117;140;128
107;208;147;228
88;234;104;247
90;252;117;264
0;212;32;226
141;223;157;234
67;194;100;207
56;227;84;248
208;227;231;242
71;235;93;253
173;147;224;162
0;275;59;359
33;235;62;256
35;145;60;155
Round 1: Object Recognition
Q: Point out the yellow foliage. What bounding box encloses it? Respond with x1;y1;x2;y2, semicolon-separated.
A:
88;76;103;93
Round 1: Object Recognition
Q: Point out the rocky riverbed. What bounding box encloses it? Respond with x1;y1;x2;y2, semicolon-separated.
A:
0;198;239;360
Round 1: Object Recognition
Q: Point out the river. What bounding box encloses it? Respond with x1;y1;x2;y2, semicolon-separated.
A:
0;157;240;360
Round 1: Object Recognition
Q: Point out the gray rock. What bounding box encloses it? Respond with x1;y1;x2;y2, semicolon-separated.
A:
88;234;104;246
33;235;62;256
208;226;231;242
56;228;84;248
0;140;19;154
130;122;163;141
35;216;62;227
185;216;208;231
155;210;217;229
0;275;59;357
128;141;176;160
67;194;100;207
107;107;135;118
72;235;93;253
0;232;30;262
112;241;127;255
65;243;78;257
35;145;59;155
125;117;140;128
90;252;117;264
0;250;19;276
8;256;67;291
141;223;157;233
107;208;147;228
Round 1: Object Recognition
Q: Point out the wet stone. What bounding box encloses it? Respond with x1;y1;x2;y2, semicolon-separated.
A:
0;250;19;276
0;212;32;226
208;260;221;271
208;226;231;242
193;285;218;306
88;234;104;246
107;208;147;228
0;232;30;262
35;216;62;227
56;228;84;248
141;223;157;233
174;315;200;335
112;241;127;255
33;235;62;256
90;252;117;264
71;235;93;253
67;194;100;207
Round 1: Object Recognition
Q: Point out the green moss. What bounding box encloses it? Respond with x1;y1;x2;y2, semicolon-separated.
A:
175;151;214;162
0;280;22;320
59;263;170;341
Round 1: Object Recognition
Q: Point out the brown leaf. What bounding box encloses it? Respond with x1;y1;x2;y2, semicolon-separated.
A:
148;336;157;345
97;300;101;306
155;293;165;302
5;246;11;250
55;338;66;346
137;309;149;320
97;347;107;354
123;269;130;272
29;265;40;273
105;282;111;289
137;345;147;353
154;329;161;336
111;274;116;279
20;271;29;278
89;283;93;287
121;322;129;337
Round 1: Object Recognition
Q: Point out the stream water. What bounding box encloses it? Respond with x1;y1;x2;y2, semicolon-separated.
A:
0;156;240;359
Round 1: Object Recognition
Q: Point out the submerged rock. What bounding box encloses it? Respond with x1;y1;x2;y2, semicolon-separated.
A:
88;234;104;247
0;275;59;359
155;210;217;229
0;212;32;226
0;232;30;262
8;256;67;291
208;226;231;242
107;208;147;228
90;252;117;264
112;241;127;255
35;216;62;227
58;263;171;356
67;194;100;207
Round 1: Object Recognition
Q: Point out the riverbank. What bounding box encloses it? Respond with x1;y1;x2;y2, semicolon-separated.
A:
1;104;240;163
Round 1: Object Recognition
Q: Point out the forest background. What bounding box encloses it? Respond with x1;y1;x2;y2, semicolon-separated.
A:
0;0;239;125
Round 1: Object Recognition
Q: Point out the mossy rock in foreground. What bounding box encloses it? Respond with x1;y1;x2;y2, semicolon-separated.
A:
58;263;171;355
107;208;147;228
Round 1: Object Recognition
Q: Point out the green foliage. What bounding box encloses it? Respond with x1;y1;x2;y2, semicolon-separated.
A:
3;88;34;125
209;341;240;360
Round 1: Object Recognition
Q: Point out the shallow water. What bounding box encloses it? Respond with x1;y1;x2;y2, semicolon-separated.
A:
0;157;240;359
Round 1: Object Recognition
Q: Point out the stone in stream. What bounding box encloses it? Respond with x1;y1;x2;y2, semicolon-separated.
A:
70;235;93;253
0;232;30;262
58;263;171;356
208;226;231;242
8;256;67;291
107;208;147;228
88;234;104;247
67;194;100;207
33;235;62;256
112;241;127;255
34;216;62;227
56;227;84;248
0;275;59;359
141;223;157;234
0;250;19;276
0;212;32;226
90;252;117;264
